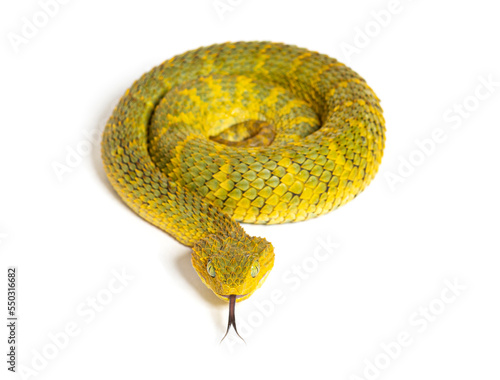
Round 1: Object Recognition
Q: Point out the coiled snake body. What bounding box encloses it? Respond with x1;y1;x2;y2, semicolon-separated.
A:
102;41;385;338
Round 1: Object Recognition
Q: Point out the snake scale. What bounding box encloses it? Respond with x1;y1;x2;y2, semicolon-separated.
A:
101;41;385;338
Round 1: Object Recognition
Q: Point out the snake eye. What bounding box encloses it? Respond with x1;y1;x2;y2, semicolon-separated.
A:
250;262;260;278
207;260;216;277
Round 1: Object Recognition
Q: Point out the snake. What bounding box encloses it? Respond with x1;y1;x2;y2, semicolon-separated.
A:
101;41;385;340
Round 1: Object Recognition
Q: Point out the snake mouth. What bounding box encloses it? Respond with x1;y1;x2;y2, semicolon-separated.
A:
221;294;248;300
220;294;245;343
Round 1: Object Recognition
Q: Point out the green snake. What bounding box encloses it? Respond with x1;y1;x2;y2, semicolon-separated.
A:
101;41;385;339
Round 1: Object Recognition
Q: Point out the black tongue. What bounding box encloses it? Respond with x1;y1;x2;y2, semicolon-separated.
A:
220;295;245;343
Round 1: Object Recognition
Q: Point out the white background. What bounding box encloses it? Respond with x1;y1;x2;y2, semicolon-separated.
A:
1;0;499;379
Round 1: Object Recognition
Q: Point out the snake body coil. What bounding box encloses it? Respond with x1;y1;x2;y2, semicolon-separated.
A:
102;42;385;313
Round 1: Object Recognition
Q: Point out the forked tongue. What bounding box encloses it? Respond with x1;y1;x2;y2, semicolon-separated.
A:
220;295;245;343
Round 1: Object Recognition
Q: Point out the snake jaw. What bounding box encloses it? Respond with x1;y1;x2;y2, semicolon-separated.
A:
220;295;245;343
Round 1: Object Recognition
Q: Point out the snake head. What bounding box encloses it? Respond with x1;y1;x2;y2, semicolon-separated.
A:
192;233;274;341
191;233;274;303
